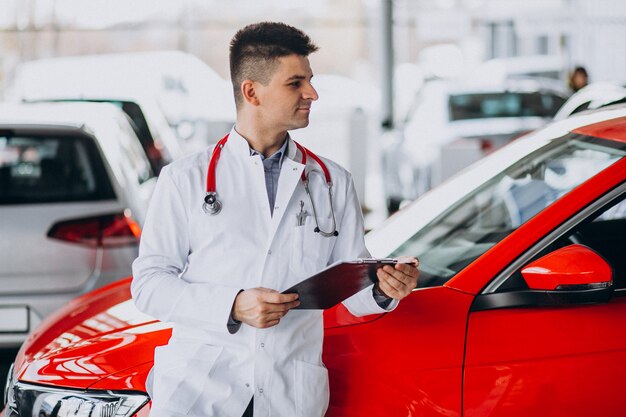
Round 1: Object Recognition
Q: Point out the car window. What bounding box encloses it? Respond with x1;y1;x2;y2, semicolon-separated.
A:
570;194;626;289
117;101;169;174
0;133;115;205
116;117;155;185
499;189;626;292
510;71;562;80
449;92;566;121
389;134;626;288
570;101;591;116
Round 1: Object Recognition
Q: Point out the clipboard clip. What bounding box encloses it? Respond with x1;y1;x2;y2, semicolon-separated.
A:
355;258;398;264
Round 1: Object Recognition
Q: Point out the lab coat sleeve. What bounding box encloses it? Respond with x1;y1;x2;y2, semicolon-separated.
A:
131;166;241;334
331;175;399;316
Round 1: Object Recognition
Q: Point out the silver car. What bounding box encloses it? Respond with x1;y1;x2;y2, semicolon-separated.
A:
0;102;156;348
382;78;568;213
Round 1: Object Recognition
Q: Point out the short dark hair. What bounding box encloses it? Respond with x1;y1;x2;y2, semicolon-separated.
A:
229;22;318;107
573;66;588;77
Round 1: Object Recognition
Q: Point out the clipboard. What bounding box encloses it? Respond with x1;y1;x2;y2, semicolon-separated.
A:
281;258;401;310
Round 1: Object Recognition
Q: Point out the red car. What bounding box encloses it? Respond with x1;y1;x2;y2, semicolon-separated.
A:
3;106;626;417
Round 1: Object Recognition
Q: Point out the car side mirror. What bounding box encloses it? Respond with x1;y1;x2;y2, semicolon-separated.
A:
521;244;614;304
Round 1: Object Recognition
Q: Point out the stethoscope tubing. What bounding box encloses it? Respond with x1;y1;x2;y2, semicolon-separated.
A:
202;134;338;237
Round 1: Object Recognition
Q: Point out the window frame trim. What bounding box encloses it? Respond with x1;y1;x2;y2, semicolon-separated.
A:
481;180;626;294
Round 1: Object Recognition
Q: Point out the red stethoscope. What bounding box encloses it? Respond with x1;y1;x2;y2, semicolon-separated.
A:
203;134;339;237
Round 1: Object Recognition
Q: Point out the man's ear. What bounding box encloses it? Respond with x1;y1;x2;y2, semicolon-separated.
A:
241;80;261;106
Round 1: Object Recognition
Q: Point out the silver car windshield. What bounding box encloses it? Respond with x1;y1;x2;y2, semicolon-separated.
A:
390;134;626;287
449;92;566;121
0;133;115;205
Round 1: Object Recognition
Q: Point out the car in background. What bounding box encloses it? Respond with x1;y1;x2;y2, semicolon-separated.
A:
0;102;155;350
18;95;182;176
475;55;567;82
382;77;568;212
554;82;626;120
8;51;235;153
3;105;626;417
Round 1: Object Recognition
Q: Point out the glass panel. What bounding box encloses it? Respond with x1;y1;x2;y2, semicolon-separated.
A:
0;134;115;205
390;134;626;288
502;190;626;293
116;117;154;185
449;92;565;121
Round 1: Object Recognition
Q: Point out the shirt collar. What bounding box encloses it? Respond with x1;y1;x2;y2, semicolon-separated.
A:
228;126;301;164
249;136;289;164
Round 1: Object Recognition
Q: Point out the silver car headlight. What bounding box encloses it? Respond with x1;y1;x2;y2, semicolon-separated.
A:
4;378;149;417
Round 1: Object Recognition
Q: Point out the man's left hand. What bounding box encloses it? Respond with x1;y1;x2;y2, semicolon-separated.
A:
375;256;419;300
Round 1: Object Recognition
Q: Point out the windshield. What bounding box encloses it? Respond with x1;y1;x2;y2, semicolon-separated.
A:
449;92;565;121
0;132;115;205
389;134;626;287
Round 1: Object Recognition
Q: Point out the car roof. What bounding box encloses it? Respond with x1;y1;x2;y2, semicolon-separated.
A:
0;101;139;166
442;77;568;96
0;101;125;132
573;110;626;143
10;51;218;98
554;82;626;121
9;51;236;122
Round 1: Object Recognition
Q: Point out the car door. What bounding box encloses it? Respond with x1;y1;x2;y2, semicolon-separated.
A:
464;184;626;417
325;130;625;417
324;286;473;417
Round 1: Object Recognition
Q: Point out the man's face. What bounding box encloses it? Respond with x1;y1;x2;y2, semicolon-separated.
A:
255;54;319;131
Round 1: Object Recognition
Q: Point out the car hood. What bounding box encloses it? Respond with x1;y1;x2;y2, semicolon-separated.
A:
14;278;172;390
12;275;379;391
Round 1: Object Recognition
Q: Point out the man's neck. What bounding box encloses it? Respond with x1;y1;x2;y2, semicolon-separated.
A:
235;117;288;158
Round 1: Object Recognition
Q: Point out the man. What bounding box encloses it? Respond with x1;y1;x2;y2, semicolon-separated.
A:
132;22;418;417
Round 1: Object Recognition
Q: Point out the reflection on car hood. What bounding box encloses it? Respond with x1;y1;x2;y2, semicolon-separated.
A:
12;278;366;391
14;278;172;390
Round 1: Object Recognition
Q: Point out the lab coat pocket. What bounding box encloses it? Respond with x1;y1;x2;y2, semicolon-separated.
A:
294;360;330;417
152;342;223;415
290;219;333;278
290;220;315;277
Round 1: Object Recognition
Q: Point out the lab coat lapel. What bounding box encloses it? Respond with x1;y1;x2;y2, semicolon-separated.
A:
267;148;305;242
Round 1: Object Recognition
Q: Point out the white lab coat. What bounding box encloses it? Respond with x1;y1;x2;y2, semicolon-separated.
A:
132;128;396;417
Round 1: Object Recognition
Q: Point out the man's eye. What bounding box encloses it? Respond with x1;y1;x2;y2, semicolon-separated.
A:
290;81;301;87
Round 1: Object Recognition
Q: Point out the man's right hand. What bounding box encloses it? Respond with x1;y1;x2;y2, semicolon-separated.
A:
232;288;300;328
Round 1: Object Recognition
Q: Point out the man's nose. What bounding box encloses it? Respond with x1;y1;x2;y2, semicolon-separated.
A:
303;82;319;101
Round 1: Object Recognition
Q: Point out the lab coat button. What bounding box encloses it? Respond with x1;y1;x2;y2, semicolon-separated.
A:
246;383;250;388
259;388;264;394
260;343;265;348
267;250;272;255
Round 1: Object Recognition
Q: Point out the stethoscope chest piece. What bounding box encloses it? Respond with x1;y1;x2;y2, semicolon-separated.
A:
203;192;222;215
